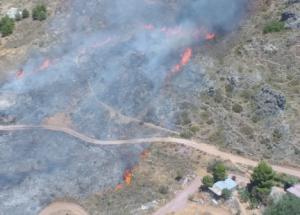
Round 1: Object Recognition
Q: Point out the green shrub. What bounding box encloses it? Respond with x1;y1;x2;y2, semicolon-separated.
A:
0;16;15;37
32;4;47;21
22;9;30;19
263;21;284;34
263;195;300;215
202;175;214;189
158;185;169;195
190;125;200;134
250;161;275;204
222;188;232;200
232;103;243;113
239;188;251;203
213;162;227;182
275;173;299;190
15;13;22;21
180;130;193;139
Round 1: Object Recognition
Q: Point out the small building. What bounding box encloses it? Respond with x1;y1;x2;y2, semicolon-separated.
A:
6;8;22;19
209;178;238;196
287;184;300;198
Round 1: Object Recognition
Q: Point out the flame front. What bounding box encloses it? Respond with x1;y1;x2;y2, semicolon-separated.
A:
123;169;133;185
39;59;51;71
205;32;216;40
171;48;193;75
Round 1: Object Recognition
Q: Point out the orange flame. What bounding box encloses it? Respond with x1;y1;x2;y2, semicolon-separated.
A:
39;59;51;71
171;48;193;74
115;184;123;191
205;32;216;41
180;48;192;65
123;169;133;185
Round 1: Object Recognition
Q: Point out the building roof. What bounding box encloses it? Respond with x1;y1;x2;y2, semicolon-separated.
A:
209;178;237;196
287;184;300;198
6;8;22;19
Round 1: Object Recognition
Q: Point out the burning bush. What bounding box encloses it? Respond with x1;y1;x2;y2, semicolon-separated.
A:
123;169;133;185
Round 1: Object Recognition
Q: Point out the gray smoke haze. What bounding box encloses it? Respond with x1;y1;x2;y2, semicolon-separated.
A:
0;0;248;214
2;0;247;133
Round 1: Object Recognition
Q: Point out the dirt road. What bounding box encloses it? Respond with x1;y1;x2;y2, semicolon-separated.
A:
153;177;202;215
1;124;300;178
38;201;88;215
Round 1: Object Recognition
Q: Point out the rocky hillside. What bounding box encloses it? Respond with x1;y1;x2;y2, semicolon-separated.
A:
181;0;300;165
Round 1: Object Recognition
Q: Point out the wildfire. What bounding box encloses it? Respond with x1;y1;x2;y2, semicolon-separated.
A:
115;184;123;191
123;169;133;185
171;47;193;75
205;32;216;41
180;48;192;65
39;59;51;71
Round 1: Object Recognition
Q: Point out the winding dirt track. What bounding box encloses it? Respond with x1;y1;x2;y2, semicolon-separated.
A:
1;124;300;178
38;202;88;215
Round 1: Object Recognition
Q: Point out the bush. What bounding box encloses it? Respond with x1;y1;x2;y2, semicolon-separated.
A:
275;174;299;190
202;175;214;189
0;16;15;37
15;13;22;21
22;9;30;19
158;185;169;195
263;21;284;34
32;4;47;21
250;161;275;204
232;103;243;113
213;162;227;182
263;195;300;215
239;188;251;203
222;188;232;200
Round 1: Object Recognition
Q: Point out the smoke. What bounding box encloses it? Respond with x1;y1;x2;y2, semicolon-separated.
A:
1;0;247;135
0;1;248;213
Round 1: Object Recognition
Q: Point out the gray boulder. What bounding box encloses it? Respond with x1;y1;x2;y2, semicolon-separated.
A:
254;86;286;117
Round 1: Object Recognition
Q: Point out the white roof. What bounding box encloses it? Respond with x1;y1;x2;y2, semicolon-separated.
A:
6;8;22;19
209;178;238;196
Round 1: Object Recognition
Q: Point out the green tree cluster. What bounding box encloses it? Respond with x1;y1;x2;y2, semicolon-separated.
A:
202;175;214;189
0;16;15;37
32;5;47;21
250;161;275;204
213;162;227;182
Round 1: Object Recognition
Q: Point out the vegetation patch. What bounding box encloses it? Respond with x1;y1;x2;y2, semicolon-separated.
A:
263;21;284;34
32;4;47;21
0;16;15;37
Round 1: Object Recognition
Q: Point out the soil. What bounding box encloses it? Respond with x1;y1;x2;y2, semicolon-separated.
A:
38;202;88;215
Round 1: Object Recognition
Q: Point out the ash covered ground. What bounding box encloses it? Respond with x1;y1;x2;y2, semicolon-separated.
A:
0;0;247;214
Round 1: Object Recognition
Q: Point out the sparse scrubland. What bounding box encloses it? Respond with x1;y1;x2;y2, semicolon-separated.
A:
0;0;299;214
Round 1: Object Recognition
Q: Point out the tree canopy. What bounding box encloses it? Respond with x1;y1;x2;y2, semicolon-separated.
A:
250;161;275;203
0;16;15;37
32;5;47;21
213;162;227;182
202;175;214;189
